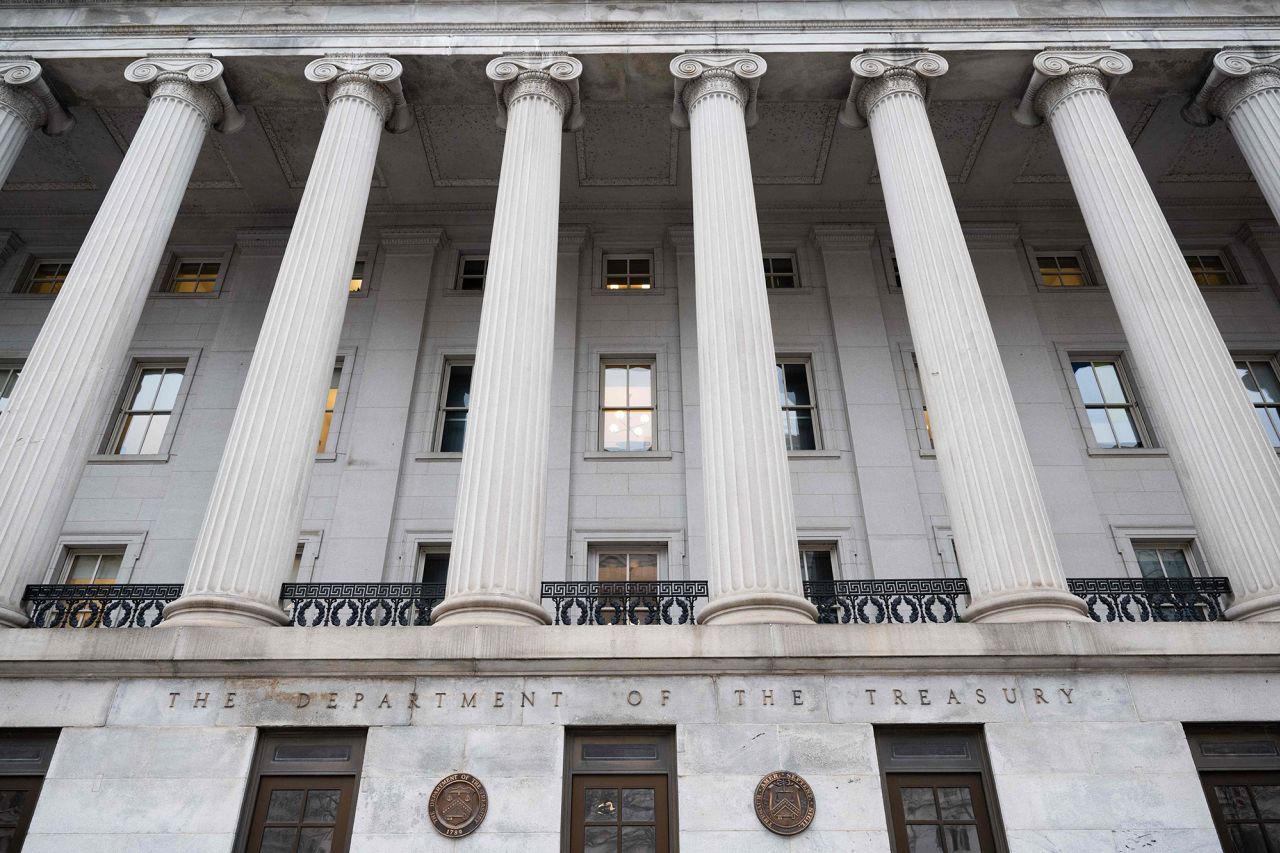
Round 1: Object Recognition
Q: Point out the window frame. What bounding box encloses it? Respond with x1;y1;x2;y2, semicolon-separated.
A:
93;350;201;463
432;357;474;456
588;543;667;583
601;252;656;292
0;730;59;853
347;255;371;298
44;532;146;585
593;248;663;295
1182;248;1246;290
1186;725;1280;852
798;542;837;583
762;253;801;290
415;543;450;587
561;728;679;853
290;531;324;584
902;348;934;457
1232;352;1280;452
454;253;488;293
0;358;23;415
1059;350;1160;456
598;358;658;455
316;349;356;461
777;356;822;453
1021;242;1106;293
15;256;76;296
153;250;232;298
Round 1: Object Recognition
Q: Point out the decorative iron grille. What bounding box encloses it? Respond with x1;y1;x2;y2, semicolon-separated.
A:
280;582;447;627
23;584;182;628
804;578;969;624
541;581;708;625
1067;577;1231;622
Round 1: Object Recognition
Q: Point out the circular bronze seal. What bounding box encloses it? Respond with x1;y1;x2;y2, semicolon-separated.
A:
428;773;488;838
753;771;816;836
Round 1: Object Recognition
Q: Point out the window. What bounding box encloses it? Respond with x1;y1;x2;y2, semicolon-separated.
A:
1133;542;1196;581
163;260;221;294
777;359;818;451
603;255;652;291
238;732;365;853
1187;727;1280;853
416;545;449;587
593;548;660;583
600;362;654;452
317;356;351;456
19;260;72;295
800;546;835;583
1070;358;1146;449
1036;254;1092;288
564;730;676;853
907;352;934;451
1236;359;1280;448
763;255;798;289
106;363;186;456
60;548;125;585
0;731;58;853
890;254;902;289
0;362;20;414
1185;253;1234;287
436;361;472;453
348;259;366;295
876;728;1005;853
456;256;487;291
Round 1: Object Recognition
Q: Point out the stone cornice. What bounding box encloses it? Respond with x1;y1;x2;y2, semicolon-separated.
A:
962;222;1022;247
486;54;583;132
124;54;244;133
0;57;71;135
1013;49;1132;127
557;224;590;253
305;54;411;133
0;230;22;265
810;224;877;251
669;52;765;129
839;51;947;129
665;225;695;253
234;226;292;252
1184;47;1280;125
379;226;443;253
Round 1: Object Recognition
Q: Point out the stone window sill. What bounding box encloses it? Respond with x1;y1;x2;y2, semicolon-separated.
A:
1084;447;1169;458
583;451;674;461
788;450;842;460
87;453;170;464
416;451;463;462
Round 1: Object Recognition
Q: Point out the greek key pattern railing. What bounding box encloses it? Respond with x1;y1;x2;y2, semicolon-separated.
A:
804;579;969;624
1067;577;1232;622
22;584;183;628
281;583;447;627
541;581;709;625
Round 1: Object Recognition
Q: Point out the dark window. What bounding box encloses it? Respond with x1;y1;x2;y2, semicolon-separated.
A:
0;731;58;853
603;256;652;291
565;731;675;853
1188;727;1280;852
777;360;818;451
457;256;487;291
1185;253;1234;287
800;547;835;583
763;255;798;289
1036;254;1091;288
19;261;72;296
419;547;449;587
437;363;472;453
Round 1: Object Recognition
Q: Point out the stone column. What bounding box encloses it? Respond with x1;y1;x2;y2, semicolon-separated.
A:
0;57;73;187
669;53;817;625
844;52;1087;622
1018;49;1280;621
163;57;410;627
0;55;240;628
1185;49;1280;226
431;55;583;627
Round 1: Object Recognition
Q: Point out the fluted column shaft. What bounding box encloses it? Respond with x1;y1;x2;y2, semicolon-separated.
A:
671;54;816;625
853;56;1086;622
432;56;582;626
1204;61;1280;226
0;58;73;187
0;57;231;627
1040;63;1280;620
165;57;405;627
0;100;31;187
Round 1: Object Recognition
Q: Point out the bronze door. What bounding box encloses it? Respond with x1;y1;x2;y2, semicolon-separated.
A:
245;775;356;853
570;774;669;853
0;777;41;853
886;773;997;853
1202;770;1280;851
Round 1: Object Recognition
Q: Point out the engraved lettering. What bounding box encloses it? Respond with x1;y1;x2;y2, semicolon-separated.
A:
627;690;643;706
353;692;364;708
792;690;804;706
1059;687;1074;704
918;689;931;706
661;689;671;707
1002;688;1018;704
975;688;986;704
168;692;181;708
865;689;876;705
762;690;774;706
893;689;906;706
462;693;477;708
1034;688;1048;704
326;692;338;710
948;690;961;705
436;692;447;709
193;692;210;709
521;692;536;708
735;689;746;706
552;691;563;708
297;693;311;709
223;692;236;709
378;694;392;709
408;693;420;709
493;691;504;708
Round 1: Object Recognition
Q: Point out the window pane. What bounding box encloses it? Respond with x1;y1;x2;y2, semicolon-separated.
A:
780;363;811;406
0;789;26;824
629;258;651;275
1086;408;1117;449
1094;363;1127;405
154;370;184;411
621;788;656;821
584;788;619;823
900;787;937;820
420;552;449;586
267;789;306;822
1216;785;1257;820
462;259;487;277
140;413;170;454
304;789;341;823
585;827;617;853
1253;786;1280;819
801;550;834;583
1227;824;1267;853
943;824;980;853
621;826;657;853
445;366;472;408
598;554;627;583
440;412;468;453
0;368;19;412
94;553;123;583
936;787;974;821
132;370;164;409
1072;363;1104;405
65;554;102;584
905;824;945;853
629;554;658;583
603;367;628;408
1105;408;1140;448
605;258;629;276
785;410;816;451
602;410;629;452
298;827;334;853
628;366;652;407
260;827;298;853
1256;407;1280;448
1135;548;1165;580
1157;548;1192;579
115;414;151;455
628;411;653;451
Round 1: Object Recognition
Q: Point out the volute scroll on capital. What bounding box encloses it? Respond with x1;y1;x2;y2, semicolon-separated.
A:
669;52;766;129
486;54;584;132
839;51;948;129
1012;49;1132;127
0;57;73;135
125;54;245;133
305;55;412;133
1184;48;1280;126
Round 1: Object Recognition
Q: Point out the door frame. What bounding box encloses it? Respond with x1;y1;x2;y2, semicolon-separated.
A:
569;772;670;853
561;728;679;853
884;770;999;853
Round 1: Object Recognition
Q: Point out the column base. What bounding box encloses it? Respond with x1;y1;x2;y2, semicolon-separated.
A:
0;603;28;629
430;592;551;627
698;591;818;626
160;593;290;628
1225;592;1280;622
963;588;1090;623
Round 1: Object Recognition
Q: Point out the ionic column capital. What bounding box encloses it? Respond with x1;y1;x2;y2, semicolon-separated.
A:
486;54;583;131
306;55;412;133
0;58;72;135
669;52;765;129
1013;49;1132;127
1184;48;1280;125
125;54;244;133
839;51;947;129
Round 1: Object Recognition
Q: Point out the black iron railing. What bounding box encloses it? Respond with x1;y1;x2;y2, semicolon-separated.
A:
804;578;969;624
281;582;447;627
541;581;709;625
22;584;183;628
1067;577;1231;622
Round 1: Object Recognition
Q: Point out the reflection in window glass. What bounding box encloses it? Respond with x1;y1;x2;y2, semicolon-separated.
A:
1236;359;1280;448
110;364;185;455
63;550;124;585
0;363;21;414
777;361;818;451
600;362;654;452
317;357;344;453
437;363;473;452
349;260;365;294
1071;360;1143;449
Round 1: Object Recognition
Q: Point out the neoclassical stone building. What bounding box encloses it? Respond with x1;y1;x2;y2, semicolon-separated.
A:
1;1;1280;851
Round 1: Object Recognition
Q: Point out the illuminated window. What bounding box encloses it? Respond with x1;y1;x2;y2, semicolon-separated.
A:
60;549;125;585
348;260;366;294
763;255;798;289
436;361;472;453
317;357;346;454
456;256;487;291
164;260;221;294
592;548;661;583
0;362;21;414
603;255;652;290
20;260;73;295
1185;253;1234;287
600;361;654;452
1070;358;1147;449
777;359;818;451
1235;358;1280;448
1037;254;1092;287
107;363;186;456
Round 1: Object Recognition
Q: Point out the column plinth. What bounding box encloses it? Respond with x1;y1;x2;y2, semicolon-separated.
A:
164;56;408;628
1022;49;1280;621
0;58;73;187
670;52;817;626
0;54;238;628
847;52;1087;623
431;55;582;628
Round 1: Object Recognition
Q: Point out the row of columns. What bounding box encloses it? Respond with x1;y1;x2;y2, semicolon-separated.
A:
0;47;1279;628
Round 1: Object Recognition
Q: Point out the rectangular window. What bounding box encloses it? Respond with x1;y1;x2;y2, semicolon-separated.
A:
1236;358;1280;448
416;545;449;587
239;731;365;853
19;260;72;295
777;359;818;451
0;731;57;853
876;728;1005;853
1037;254;1092;287
763;255;798;289
600;361;654;452
1185;253;1235;287
60;548;126;585
907;352;933;451
164;260;221;294
603;255;652;291
107;362;186;456
565;730;676;853
456;256;487;291
0;362;21;414
1133;542;1196;580
348;259;366;295
593;548;661;583
317;356;347;455
890;254;902;289
1070;358;1146;449
800;546;835;583
436;361;473;453
1187;727;1280;853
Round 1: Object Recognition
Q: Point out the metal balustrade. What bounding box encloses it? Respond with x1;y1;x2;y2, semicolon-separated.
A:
804;579;969;624
22;584;183;628
541;581;709;625
1067;576;1232;622
280;582;447;627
